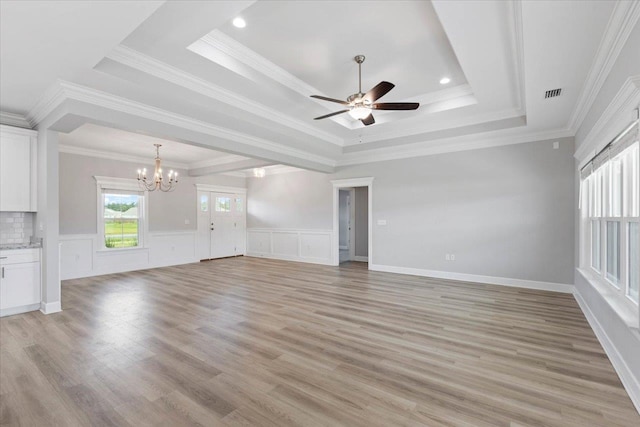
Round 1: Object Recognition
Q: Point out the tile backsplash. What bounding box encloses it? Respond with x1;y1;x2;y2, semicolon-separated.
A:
0;212;34;245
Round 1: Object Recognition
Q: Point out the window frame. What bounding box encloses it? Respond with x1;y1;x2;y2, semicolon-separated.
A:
94;176;149;251
581;142;639;309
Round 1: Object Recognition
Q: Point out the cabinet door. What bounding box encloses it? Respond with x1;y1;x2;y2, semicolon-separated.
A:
0;262;41;310
0;134;32;211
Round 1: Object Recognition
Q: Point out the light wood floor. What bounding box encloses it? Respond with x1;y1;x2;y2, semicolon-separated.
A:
1;257;638;426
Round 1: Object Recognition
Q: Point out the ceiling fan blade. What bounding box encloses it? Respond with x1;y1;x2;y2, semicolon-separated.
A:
360;114;375;126
373;102;420;110
310;95;349;105
314;109;349;120
363;81;395;102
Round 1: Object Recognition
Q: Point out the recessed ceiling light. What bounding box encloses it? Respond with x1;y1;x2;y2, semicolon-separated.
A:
439;77;451;85
232;17;246;28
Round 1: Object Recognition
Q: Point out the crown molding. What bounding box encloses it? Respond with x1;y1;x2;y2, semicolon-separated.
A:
574;75;640;166
568;1;640;134
510;0;526;113
107;45;344;146
0;111;32;129
191;30;477;132
27;80;337;169
338;127;573;167
26;80;67;127
189;30;355;130
344;107;524;146
59;144;189;169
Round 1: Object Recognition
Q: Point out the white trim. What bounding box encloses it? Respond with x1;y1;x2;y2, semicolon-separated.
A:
332;178;374;267
246;228;333;265
369;263;574;294
575;76;640;165
568;1;640;134
0;112;32;129
0;303;42;318
108;45;344;147
94;176;149;251
191;30;480;132
0;124;37;138
26;80;337;169
509;0;526;113
60;144;189;169
94;176;144;192
59;231;200;280
353;256;369;263
39;301;62;315
573;288;640;414
194;184;246;194
339;128;573;167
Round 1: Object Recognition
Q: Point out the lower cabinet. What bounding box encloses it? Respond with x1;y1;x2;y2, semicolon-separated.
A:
0;249;41;317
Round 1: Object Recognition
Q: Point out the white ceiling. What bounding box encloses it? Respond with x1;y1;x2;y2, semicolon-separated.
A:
59;124;239;168
0;0;162;114
216;0;467;101
0;0;635;174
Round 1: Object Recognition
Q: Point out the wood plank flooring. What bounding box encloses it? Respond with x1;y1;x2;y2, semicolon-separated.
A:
1;257;638;426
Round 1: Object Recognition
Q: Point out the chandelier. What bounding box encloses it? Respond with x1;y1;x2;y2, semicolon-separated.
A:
137;144;178;192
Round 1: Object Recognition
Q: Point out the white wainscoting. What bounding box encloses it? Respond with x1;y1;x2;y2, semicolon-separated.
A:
60;231;199;280
246;228;333;265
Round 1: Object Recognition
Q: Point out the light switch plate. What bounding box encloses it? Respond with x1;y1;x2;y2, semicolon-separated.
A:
377;219;387;226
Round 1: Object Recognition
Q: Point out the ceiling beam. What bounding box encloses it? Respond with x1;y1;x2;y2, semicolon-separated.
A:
188;158;275;177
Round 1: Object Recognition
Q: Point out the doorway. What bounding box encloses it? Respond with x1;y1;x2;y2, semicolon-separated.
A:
196;185;246;260
332;178;373;267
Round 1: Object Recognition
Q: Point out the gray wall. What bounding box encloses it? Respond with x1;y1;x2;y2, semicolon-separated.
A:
59;152;246;234
354;186;368;257
247;170;333;229
248;137;575;284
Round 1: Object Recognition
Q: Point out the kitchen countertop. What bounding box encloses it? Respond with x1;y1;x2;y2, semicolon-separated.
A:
0;243;43;250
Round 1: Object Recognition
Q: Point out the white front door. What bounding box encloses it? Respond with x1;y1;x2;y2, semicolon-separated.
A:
197;191;246;260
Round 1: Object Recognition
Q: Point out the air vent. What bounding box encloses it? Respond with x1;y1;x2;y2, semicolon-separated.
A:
544;88;562;99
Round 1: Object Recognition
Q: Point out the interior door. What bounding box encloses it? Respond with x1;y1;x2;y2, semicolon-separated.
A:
197;191;211;260
210;193;236;259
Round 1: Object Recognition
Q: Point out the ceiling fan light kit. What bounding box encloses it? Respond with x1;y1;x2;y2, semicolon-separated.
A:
311;55;419;126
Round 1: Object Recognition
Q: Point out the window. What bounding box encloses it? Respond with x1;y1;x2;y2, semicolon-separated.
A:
581;136;639;306
215;196;231;212
606;221;620;285
591;220;600;271
200;195;208;212
629;222;639;301
95;176;148;250
103;193;141;248
236;197;243;212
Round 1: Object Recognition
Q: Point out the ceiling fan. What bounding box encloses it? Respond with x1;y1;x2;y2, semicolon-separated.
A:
311;55;419;126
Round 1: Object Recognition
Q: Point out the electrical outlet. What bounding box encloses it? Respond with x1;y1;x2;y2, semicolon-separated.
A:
450;254;455;261
377;219;387;226
553;141;559;149
184;219;190;225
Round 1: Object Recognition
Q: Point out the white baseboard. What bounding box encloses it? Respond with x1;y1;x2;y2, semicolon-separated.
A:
573;289;640;414
353;256;369;262
40;301;62;315
369;263;574;294
339;245;348;250
246;252;333;266
0;303;41;318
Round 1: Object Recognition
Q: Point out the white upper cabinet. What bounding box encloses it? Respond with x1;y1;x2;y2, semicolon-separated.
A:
0;125;37;212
